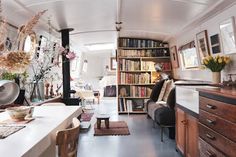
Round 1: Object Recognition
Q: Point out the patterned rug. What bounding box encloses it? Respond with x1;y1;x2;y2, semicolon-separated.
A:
94;121;130;136
81;113;94;121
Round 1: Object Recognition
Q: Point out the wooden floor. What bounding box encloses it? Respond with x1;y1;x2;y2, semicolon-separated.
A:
78;98;181;157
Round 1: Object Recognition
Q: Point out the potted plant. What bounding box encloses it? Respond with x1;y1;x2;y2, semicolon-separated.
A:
203;55;230;84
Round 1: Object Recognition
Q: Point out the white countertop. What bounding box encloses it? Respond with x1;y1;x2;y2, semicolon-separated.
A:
0;105;82;157
176;86;217;114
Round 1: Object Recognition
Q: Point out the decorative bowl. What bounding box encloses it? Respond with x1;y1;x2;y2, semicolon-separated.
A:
6;106;31;121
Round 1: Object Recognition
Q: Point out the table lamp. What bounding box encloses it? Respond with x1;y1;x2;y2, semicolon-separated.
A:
0;80;20;106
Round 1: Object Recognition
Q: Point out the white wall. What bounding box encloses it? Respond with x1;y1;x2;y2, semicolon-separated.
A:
79;50;113;90
169;4;236;82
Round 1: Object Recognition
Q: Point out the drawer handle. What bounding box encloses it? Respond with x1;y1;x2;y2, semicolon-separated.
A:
205;150;216;157
206;119;215;125
206;133;215;140
206;104;216;109
181;120;187;125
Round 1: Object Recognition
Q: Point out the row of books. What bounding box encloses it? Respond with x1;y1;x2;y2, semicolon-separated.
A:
119;59;140;71
119;98;147;112
142;61;156;71
130;86;152;98
120;73;151;84
119;38;169;48
119;49;170;57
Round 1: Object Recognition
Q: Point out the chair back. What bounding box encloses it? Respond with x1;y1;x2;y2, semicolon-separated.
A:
56;118;80;157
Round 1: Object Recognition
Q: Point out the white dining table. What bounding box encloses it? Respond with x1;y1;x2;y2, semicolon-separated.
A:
0;105;82;157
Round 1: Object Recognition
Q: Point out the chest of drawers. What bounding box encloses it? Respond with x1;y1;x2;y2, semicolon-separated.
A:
199;93;236;157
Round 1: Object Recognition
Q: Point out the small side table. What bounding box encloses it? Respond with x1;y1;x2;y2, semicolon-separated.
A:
96;114;110;129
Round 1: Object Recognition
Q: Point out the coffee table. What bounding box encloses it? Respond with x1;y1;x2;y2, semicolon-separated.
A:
96;114;110;129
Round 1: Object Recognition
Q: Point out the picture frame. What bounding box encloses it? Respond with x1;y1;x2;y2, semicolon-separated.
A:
219;16;236;54
110;57;117;70
170;46;179;68
196;30;210;64
210;34;221;54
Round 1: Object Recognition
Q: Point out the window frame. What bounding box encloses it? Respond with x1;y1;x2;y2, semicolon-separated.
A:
180;46;200;69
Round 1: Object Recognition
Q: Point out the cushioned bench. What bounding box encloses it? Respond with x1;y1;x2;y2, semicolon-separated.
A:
146;79;176;141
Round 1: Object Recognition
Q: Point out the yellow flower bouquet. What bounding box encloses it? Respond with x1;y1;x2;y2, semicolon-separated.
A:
203;55;230;72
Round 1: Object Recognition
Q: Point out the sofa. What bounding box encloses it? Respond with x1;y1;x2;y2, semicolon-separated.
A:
146;79;176;141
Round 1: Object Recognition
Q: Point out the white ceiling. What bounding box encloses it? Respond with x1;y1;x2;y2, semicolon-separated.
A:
2;0;236;52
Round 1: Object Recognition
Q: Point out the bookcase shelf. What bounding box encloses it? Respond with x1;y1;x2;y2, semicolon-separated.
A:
117;37;172;114
118;84;155;86
118;57;170;59
119;47;168;50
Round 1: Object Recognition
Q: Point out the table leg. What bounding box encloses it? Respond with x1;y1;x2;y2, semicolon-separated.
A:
97;119;101;129
105;119;109;129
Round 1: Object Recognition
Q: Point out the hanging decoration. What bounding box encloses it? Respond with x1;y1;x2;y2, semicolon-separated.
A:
0;0;8;54
0;8;47;73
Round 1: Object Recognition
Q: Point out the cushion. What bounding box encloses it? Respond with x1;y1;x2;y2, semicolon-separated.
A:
154;107;175;125
163;80;174;102
157;80;171;101
147;102;163;120
149;79;165;102
166;88;176;109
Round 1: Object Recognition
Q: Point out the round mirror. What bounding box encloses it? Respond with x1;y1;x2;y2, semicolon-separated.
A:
18;25;37;58
23;32;37;57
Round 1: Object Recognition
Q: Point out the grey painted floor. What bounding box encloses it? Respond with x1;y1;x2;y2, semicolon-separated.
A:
78;98;181;157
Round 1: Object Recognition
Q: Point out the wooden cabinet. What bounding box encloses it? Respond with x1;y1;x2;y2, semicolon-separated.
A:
198;94;236;157
176;108;186;154
176;107;199;157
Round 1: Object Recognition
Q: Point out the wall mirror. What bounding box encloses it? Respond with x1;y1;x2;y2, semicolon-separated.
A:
219;17;236;54
23;32;37;55
18;25;37;59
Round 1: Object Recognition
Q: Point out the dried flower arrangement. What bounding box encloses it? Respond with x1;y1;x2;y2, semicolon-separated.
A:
2;51;31;72
0;10;47;72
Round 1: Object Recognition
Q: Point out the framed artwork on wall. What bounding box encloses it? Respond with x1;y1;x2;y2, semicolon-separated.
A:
219;16;236;54
196;30;210;63
110;57;117;70
210;34;221;54
170;46;179;68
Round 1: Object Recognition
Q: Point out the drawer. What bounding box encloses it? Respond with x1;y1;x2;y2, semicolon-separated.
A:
199;123;236;157
199;138;226;157
199;96;236;123
199;109;236;143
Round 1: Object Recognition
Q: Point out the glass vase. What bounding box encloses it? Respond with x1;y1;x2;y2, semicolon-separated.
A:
212;72;221;84
30;81;44;102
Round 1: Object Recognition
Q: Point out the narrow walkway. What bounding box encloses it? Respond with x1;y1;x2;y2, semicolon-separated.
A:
78;98;181;157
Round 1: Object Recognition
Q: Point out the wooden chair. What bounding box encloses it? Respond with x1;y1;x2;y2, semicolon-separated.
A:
56;118;80;157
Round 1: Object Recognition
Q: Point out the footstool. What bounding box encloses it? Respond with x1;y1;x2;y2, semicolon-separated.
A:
96;114;110;129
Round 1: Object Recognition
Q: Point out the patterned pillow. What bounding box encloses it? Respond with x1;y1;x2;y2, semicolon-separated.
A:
157;80;169;101
163;80;174;102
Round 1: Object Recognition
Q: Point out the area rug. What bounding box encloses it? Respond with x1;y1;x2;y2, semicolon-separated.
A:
81;113;94;122
94;121;130;136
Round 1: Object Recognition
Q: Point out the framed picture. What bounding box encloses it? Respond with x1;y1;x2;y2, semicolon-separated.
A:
196;30;210;63
36;35;48;59
219;17;236;54
210;34;221;54
110;57;117;70
170;46;179;68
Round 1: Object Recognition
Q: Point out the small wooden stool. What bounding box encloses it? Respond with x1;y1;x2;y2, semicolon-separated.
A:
96;114;110;129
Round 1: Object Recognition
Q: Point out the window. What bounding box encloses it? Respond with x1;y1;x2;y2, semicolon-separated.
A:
181;48;199;68
179;41;199;69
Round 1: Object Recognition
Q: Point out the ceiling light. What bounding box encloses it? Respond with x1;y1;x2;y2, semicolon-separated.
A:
85;43;115;51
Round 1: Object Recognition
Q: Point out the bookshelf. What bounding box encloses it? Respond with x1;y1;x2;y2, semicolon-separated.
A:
117;37;171;114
